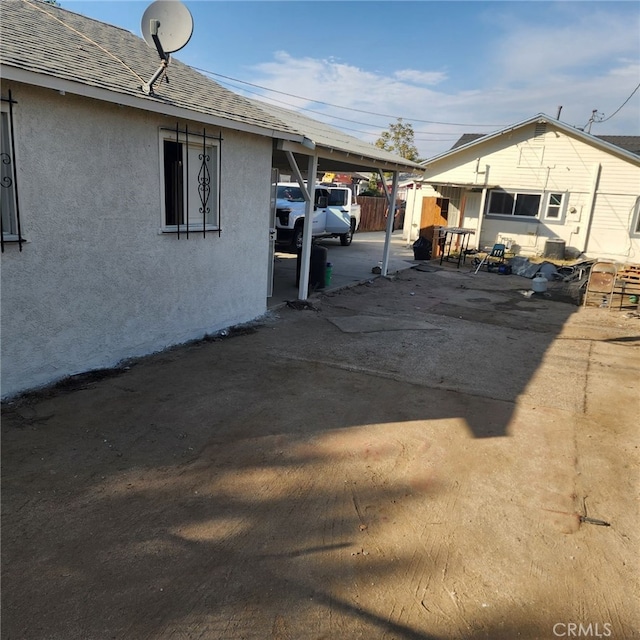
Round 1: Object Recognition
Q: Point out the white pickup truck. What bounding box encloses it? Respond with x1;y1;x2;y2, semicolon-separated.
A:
275;182;361;251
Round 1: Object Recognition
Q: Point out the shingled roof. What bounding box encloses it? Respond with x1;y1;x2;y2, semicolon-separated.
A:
450;133;485;150
1;0;424;174
0;0;301;137
596;135;640;156
450;131;640;156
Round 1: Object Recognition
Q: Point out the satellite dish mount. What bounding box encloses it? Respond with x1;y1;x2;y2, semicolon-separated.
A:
150;19;169;62
140;1;193;95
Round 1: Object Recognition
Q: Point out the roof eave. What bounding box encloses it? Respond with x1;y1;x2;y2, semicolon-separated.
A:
277;138;425;173
315;146;424;172
1;64;306;143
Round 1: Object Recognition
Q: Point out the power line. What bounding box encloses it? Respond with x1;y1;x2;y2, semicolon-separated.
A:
26;0;145;84
210;73;461;140
600;82;640;123
212;75;391;129
197;67;477;152
192;65;504;128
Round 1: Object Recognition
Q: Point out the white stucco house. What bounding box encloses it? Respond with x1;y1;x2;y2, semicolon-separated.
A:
0;0;421;399
402;115;640;264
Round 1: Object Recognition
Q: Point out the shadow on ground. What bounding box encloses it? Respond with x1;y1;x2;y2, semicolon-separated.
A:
2;266;638;639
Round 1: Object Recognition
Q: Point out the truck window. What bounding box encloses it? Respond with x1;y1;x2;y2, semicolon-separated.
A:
327;189;348;206
314;189;330;205
277;186;305;202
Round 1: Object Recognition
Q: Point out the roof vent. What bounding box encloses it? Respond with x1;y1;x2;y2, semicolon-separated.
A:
534;122;547;137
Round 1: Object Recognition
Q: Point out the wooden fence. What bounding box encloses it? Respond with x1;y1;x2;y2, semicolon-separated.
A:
357;196;405;232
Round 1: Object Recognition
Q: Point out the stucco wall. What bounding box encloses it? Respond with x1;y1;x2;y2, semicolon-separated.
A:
1;83;274;398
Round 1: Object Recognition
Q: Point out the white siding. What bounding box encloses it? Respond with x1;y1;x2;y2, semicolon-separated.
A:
585;193;640;262
402;184;437;241
1;84;274;398
410;122;640;261
460;191;481;235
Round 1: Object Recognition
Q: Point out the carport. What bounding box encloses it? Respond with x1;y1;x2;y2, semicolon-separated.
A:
255;101;425;300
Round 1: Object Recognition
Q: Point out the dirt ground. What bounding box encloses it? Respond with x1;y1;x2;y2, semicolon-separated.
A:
2;263;639;640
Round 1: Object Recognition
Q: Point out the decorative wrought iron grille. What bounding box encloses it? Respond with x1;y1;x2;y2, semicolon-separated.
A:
162;124;222;238
1;90;23;252
198;127;211;236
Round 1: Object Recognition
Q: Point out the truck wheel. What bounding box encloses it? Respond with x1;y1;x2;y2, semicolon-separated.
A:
340;220;355;246
291;225;304;251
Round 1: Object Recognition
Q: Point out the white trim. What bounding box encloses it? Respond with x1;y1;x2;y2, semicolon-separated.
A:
476;187;489;244
543;191;568;224
486;189;543;219
631;197;640;237
582;163;602;254
158;128;221;231
1;104;18;237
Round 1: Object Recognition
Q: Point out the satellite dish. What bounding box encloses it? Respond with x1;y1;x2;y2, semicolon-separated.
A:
141;0;193;54
140;0;193;95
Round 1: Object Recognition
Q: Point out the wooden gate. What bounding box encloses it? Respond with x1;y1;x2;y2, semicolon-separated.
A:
419;197;449;240
357;196;388;232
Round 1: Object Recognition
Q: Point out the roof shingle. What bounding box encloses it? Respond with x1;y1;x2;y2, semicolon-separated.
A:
1;0;424;172
0;0;297;134
450;131;640;156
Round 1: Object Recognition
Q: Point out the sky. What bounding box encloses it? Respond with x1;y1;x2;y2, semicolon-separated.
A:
62;0;640;159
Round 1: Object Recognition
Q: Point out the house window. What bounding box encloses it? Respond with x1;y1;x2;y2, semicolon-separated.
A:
1;93;23;251
545;193;565;220
632;198;640;237
160;128;220;235
487;190;541;218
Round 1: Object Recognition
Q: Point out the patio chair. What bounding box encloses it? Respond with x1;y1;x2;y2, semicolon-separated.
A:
582;261;617;309
474;243;506;274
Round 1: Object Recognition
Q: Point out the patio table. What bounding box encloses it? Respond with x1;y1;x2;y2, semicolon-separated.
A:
438;227;476;268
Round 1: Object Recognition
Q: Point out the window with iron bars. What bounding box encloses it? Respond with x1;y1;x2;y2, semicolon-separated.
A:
1;91;23;251
160;125;221;237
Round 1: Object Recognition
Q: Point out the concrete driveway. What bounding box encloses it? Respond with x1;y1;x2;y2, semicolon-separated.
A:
2;259;639;639
270;230;416;308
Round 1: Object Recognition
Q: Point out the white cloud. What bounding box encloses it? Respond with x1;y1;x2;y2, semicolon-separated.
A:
247;9;640;161
251;52;450;117
490;7;640;81
393;69;447;85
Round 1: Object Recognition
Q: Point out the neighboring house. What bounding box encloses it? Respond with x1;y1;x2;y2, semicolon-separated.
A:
1;0;420;399
402;114;640;264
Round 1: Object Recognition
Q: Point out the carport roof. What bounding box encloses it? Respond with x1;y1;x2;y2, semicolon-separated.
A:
253;100;425;175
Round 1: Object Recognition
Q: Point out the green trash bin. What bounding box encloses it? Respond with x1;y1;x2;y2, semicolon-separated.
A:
325;262;333;287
